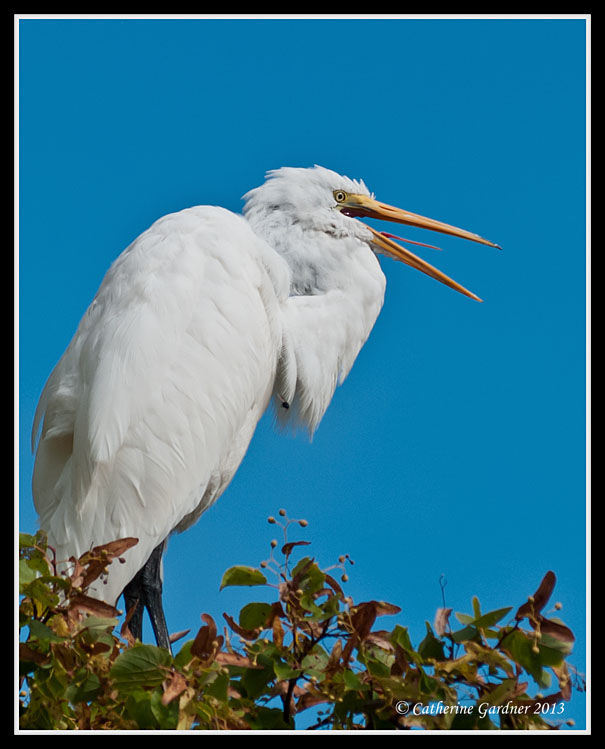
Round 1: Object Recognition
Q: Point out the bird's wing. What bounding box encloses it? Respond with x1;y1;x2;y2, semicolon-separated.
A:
32;207;286;597
273;243;386;435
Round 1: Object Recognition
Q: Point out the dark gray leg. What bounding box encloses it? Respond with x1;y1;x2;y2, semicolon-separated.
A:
122;541;172;653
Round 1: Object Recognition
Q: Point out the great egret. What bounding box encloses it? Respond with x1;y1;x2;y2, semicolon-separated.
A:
31;165;499;649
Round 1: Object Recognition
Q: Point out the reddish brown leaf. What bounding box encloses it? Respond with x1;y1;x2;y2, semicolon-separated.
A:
274;679;306;699
67;556;86;589
324;573;344;598
200;613;217;641
329;638;343;662
434;607;453;637
278;582;289;601
162;670;188;705
82;641;111;656
342;602;377;665
538;616;575;643
299;619;325;639
75;538;139;591
169;629;191;645
190;613;222;662
52;643;77;672
215;651;261;668
223;613;260;641
281;540;311;556
392;644;409;677
516;571;556;620
365;630;395;650
19;642;50;666
307;637;340;679
266;601;285;627
89;537;139;558
374;601;402;617
352;602;379;635
79;562;109;591
341;600;401;665
78;703;91;730
296;692;330;711
272;616;284;647
191;620;213;660
122;599;139;627
514;681;529;697
69;594;120;619
120;600;139;646
191;625;223;662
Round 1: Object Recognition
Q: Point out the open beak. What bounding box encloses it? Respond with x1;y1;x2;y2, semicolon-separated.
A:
339;193;500;302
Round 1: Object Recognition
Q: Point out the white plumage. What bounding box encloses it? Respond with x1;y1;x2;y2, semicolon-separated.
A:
32;165;498;622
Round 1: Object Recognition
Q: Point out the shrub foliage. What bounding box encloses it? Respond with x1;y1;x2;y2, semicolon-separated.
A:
19;513;583;730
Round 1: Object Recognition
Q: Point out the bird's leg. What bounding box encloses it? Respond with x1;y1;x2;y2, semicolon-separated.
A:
122;540;172;653
141;541;172;653
122;566;145;642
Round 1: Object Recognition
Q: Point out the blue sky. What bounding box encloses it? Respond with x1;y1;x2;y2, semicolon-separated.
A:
18;17;588;730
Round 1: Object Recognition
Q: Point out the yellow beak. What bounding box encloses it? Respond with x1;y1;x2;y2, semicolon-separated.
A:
340;193;500;302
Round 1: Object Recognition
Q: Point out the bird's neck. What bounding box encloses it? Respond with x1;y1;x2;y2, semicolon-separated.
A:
255;221;387;435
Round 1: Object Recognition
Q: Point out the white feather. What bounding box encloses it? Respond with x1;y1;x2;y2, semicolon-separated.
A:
32;166;388;604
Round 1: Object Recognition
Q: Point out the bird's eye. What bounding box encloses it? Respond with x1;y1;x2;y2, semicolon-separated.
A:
333;190;347;203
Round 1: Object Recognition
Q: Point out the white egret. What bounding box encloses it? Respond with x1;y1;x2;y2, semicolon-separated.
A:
31;165;499;649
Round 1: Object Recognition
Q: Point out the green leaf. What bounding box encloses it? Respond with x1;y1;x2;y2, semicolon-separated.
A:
301;645;330;679
19;532;38;548
28;619;66;643
124;689;156;729
110;644;172;693
38;668;69;700
322;593;340;618
359;643;393;678
78;615;119;633
299;564;325;592
450;708;479;730
220;566;267;590
241;663;274;700
540;632;573;657
473;607;513;629
419;669;438;695
21;578;60;609
19;559;39;590
248;706;291;730
534;642;566;667
451;625;480;644
291;556;314;577
78;615;119;650
343;669;364;690
482;678;521;707
273;658;300;680
173;639;195;669
239;602;272;630
391;625;416;656
204;670;229;701
25;554;52;578
149;688;179;729
418;623;446;660
299;593;325;619
501;630;549;687
472;596;482;619
66;672;101;703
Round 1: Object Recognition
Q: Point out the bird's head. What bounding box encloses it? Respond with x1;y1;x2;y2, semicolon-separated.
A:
244;165;500;301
